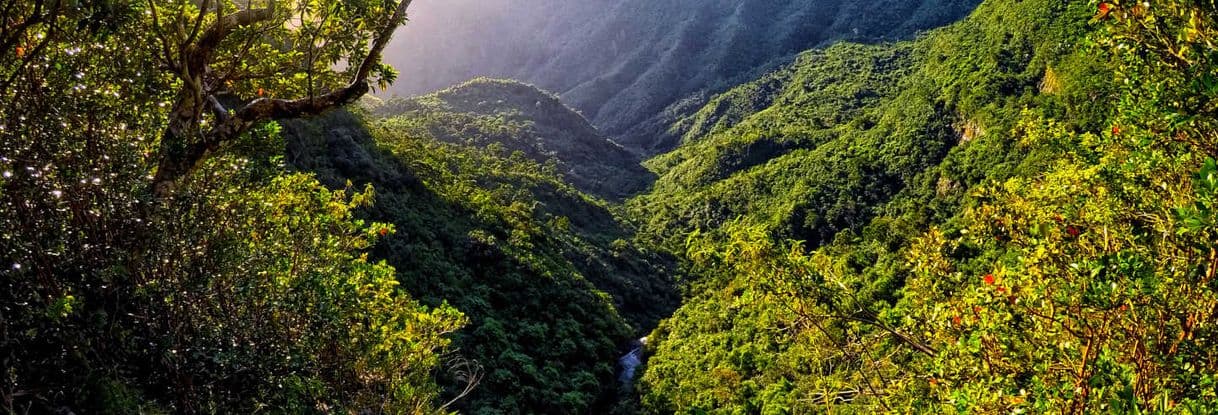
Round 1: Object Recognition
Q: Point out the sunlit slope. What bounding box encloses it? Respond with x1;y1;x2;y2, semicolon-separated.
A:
630;0;1106;250
627;0;1189;411
385;0;982;154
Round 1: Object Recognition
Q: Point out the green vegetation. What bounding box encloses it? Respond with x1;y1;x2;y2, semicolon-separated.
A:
631;0;1110;250
281;106;677;414
0;1;465;412
5;0;1218;413
630;0;1218;412
371;78;655;200
3;1;674;412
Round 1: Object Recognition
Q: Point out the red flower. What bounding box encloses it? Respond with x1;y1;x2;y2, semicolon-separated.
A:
997;286;1006;293
952;315;962;326
983;274;996;285
1111;124;1121;135
1066;226;1080;237
15;46;24;58
257;88;266;97
378;227;388;236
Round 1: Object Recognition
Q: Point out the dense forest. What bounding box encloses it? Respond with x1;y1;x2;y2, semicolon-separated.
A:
1;0;1217;414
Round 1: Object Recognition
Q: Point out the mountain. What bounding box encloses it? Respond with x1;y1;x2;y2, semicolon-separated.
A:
624;0;1218;412
385;0;984;154
7;0;1218;413
629;0;1113;250
279;106;678;413
631;41;919;249
370;78;654;200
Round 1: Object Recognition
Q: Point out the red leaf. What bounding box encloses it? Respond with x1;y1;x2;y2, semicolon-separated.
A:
1097;3;1113;19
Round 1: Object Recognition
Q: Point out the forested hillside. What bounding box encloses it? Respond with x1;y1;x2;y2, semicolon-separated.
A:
280;106;676;413
369;78;654;200
385;0;983;153
629;0;1218;412
0;1;675;408
3;0;1218;413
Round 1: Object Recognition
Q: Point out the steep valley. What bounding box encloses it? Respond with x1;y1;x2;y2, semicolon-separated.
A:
280;104;676;413
3;0;1217;413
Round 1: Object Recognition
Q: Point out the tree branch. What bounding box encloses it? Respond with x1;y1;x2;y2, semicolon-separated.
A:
839;312;938;357
206;94;230;123
353;0;413;83
195;6;274;55
146;0;181;73
0;0;53;56
152;0;415;197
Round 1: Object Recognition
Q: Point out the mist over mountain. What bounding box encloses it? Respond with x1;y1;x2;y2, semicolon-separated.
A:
384;0;982;154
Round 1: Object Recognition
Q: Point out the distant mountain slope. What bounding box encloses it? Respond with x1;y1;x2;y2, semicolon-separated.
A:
630;0;1109;250
631;41;920;248
372;79;654;200
385;0;982;154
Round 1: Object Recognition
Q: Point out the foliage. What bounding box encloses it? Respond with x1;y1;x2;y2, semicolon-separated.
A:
633;0;1218;413
9;0;1218;413
134;0;414;195
631;0;1106;250
0;1;464;413
373;78;655;200
281;108;678;414
632;42;918;249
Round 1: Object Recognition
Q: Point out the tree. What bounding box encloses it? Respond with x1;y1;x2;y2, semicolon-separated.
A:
0;1;468;412
144;0;415;195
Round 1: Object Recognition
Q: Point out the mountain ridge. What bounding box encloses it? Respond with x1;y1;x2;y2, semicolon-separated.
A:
385;0;984;154
372;78;655;200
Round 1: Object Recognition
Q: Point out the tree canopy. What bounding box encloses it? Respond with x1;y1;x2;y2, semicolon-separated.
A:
1;1;470;413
